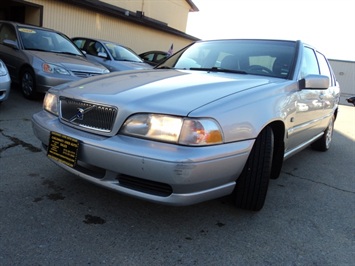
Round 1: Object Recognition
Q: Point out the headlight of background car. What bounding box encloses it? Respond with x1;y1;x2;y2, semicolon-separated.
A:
121;114;223;146
43;63;70;75
43;92;59;116
0;60;8;76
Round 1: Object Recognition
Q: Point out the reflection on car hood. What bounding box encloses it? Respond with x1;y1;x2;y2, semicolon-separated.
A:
54;69;272;115
111;60;152;71
27;50;107;72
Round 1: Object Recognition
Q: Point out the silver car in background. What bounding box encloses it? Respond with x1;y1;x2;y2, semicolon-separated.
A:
72;37;152;72
0;59;11;103
0;21;109;99
32;39;340;211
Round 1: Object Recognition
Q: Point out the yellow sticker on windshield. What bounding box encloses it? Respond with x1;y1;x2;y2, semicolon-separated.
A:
19;28;36;34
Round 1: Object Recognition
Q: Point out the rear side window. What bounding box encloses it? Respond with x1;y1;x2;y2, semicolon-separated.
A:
73;39;86;49
141;53;154;61
156;53;167;62
299;47;319;79
87;41;105;57
316;51;335;86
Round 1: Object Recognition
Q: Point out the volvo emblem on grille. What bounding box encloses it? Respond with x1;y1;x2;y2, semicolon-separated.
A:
70;105;96;122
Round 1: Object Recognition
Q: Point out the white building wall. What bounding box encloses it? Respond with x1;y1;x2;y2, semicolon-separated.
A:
329;59;355;105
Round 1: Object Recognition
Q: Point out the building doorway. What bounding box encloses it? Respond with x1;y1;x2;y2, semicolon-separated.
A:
0;0;43;26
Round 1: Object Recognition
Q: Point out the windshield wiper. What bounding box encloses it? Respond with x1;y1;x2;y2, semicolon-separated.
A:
55;51;82;56
25;48;48;52
118;59;140;62
189;67;247;74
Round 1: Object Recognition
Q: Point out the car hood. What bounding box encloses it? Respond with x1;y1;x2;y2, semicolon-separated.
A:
54;69;272;115
27;50;108;73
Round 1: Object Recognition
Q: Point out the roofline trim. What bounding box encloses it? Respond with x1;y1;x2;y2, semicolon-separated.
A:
57;0;200;41
186;0;199;12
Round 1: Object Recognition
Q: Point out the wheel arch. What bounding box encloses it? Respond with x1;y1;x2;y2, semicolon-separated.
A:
19;64;38;99
333;107;339;121
267;120;285;179
19;63;35;80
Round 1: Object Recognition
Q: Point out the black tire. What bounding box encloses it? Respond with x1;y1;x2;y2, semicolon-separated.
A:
311;115;334;152
234;126;274;211
270;138;284;180
21;67;38;100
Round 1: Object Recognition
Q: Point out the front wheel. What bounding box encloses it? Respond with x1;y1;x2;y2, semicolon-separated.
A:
21;68;38;100
233;126;274;211
311;115;334;151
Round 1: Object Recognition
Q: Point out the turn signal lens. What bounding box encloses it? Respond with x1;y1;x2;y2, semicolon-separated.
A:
179;119;223;145
122;114;223;146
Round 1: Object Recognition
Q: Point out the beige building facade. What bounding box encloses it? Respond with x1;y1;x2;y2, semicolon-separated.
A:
0;0;199;54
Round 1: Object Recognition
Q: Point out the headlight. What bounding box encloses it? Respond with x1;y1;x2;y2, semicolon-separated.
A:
43;63;70;75
121;114;223;146
43;92;59;116
0;61;8;76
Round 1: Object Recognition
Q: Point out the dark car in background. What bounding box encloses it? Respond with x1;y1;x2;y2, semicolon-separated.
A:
72;37;152;72
0;21;109;99
347;97;355;106
139;50;169;66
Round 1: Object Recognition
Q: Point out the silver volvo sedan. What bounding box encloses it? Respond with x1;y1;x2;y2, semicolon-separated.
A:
32;39;340;211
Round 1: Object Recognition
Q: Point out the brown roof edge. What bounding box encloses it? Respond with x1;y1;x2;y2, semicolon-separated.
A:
57;0;200;41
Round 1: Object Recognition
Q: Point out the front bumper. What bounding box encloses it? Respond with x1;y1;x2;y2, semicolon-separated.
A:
32;110;254;206
0;74;11;102
35;72;81;93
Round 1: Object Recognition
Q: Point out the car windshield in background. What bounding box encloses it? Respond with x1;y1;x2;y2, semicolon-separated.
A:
19;27;82;56
104;42;143;62
158;40;297;78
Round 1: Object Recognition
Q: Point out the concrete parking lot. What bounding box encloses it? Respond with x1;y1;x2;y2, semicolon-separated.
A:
1;87;354;265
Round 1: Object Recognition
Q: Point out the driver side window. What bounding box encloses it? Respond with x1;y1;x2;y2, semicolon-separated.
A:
299;47;319;79
87;41;106;57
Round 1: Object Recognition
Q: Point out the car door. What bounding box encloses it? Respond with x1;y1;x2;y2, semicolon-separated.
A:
315;51;340;119
287;46;326;150
83;40;111;69
0;23;26;82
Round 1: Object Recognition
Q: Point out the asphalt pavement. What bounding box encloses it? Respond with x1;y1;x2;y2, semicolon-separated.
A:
1;87;354;265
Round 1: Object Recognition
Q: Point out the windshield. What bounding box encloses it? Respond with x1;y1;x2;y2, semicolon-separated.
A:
105;43;143;62
19;27;83;56
157;40;297;78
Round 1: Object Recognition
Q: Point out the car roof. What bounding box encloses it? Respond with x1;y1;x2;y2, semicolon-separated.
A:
195;38;299;44
0;20;59;33
140;50;168;54
72;37;123;46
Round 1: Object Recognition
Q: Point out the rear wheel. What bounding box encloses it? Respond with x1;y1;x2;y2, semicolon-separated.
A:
234;126;274;211
311;115;334;151
21;67;38;100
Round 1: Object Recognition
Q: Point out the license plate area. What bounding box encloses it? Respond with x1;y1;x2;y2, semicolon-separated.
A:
47;131;79;168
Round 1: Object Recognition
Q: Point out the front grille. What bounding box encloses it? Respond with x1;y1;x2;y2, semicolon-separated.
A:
118;175;173;197
72;71;101;78
60;97;117;132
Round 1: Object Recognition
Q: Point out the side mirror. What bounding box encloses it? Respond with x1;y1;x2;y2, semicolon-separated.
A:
98;52;108;58
299;74;329;90
3;39;19;50
347;97;355;106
